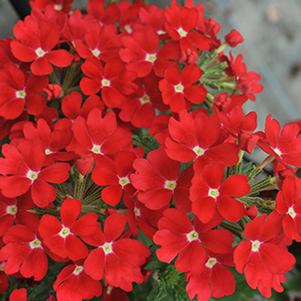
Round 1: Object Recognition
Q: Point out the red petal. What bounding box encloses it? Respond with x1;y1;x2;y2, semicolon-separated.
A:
65;235;88;260
10;41;36;62
80;77;100;95
154;229;187;263
104;213;126;241
101;185;122;206
221;175;250;197
175;242;206;272
38;215;61;238
217;196;245;222
60;198;81;226
260;243;295;274
39;163;70;184
0;176;31;198
47;50;73;67
31;179;56;208
192;196;216;224
84;249;105;280
31;58;53;76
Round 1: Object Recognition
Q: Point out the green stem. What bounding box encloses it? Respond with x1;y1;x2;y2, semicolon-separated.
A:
249;155;275;179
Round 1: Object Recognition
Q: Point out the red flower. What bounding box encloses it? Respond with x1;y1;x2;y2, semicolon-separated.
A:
159;64;206;112
275;176;301;241
92;152;136;206
0;63;48;119
131;148;192;210
234;214;295;298
0;224;48;281
84;214;150;291
225;29;244;47
9;288;27;301
38;198;99;261
190;163;250;223
119;27;160;77
11;16;73;76
186;253;235;301
214;94;258;153
80;58;137;108
75;23;120;62
139;5;165;35
258;115;301;168
70;109;132;174
153;208;233;273
61;92;104;121
228;54;263;100
164;3;211;52
53;263;102;301
0;140;70;208
22;118;73;164
119;79;157;128
165;111;239;165
124;197;163;238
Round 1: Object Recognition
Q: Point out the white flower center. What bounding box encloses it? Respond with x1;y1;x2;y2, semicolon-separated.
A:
91;144;102;154
16;90;26;99
6;205;17;215
73;265;84;276
119;176;130;188
186;230;199;242
251;240;262;252
164;180;177;191
124;24;133;34
193;145;205;157
35;47;47;58
177;27;188;38
0;262;4;271
288;206;297;219
45;148;53;155
101;78;111;87
139;94;150;105
208;188;220;199
29;238;42;249
59;226;71;238
102;242;113;255
273;148;282;157
26;170;39;182
205;257;217;269
91;48;101;58
157;29;166;35
54;4;63;11
145;53;157;63
134;207;141;217
174;83;184;93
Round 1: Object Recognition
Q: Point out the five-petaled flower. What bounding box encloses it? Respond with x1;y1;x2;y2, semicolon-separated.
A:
11;16;73;76
38;198;99;260
159;64;207;112
84;214;150;291
190;163;250;223
0;139;70;208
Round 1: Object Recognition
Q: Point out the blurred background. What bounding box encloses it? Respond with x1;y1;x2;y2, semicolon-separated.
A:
1;0;301;300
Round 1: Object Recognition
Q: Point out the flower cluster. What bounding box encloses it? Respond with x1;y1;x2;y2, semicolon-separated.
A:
0;0;300;300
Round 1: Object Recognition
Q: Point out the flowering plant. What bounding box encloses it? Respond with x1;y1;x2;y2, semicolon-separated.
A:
0;0;300;300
